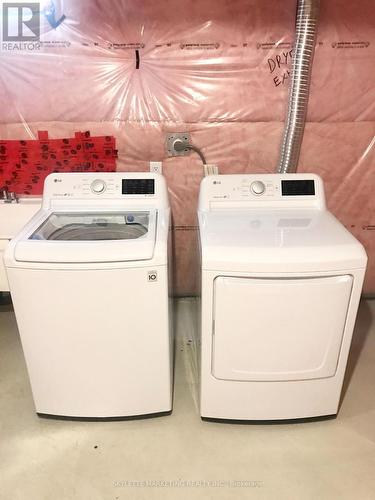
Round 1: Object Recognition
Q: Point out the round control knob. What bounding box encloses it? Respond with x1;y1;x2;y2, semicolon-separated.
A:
250;181;266;195
91;179;106;194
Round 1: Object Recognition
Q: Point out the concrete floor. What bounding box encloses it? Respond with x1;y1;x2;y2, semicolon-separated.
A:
0;298;374;500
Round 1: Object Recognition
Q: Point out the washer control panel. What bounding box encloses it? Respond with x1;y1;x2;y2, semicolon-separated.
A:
42;173;169;209
88;178;155;196
199;174;325;210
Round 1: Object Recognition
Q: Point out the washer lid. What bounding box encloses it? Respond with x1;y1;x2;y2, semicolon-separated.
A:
199;209;367;272
14;210;157;263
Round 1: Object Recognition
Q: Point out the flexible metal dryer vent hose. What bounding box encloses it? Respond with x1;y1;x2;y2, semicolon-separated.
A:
277;0;320;174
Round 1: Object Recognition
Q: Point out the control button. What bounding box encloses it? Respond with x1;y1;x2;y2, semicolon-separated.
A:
250;181;266;195
91;179;106;194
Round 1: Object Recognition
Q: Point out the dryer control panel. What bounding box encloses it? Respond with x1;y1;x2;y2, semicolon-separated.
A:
42;173;169;210
199;173;326;211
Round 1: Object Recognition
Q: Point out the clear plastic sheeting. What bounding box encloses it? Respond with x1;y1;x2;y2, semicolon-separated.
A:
0;0;374;294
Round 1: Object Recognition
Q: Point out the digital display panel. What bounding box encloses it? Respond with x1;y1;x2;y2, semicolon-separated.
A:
122;179;155;195
281;180;315;196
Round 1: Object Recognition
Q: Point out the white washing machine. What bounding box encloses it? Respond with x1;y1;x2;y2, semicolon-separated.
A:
198;173;367;421
5;172;173;419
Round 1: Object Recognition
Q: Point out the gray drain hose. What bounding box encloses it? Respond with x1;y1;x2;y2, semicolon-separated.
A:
277;0;320;173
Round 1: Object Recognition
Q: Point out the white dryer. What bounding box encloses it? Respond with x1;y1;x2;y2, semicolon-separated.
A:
198;174;367;421
5;172;173;419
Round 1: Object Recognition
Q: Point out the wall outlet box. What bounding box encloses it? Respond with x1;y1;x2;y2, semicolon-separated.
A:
165;133;191;157
150;161;162;174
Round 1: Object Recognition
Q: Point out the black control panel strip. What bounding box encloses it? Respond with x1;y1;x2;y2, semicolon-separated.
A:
122;179;155;195
281;180;315;196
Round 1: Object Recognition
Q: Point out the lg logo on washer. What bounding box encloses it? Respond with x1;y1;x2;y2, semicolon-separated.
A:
147;271;158;283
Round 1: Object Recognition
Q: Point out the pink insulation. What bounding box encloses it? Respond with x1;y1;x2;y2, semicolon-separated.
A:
0;0;374;294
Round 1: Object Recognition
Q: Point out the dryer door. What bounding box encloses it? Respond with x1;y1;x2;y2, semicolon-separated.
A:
212;275;353;382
